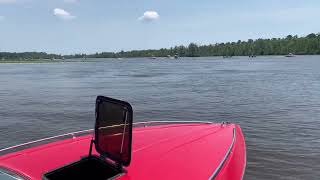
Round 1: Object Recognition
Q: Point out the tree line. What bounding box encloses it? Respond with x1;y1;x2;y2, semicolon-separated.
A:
1;33;320;60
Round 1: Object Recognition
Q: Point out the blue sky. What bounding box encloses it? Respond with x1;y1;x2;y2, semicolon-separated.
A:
0;0;320;54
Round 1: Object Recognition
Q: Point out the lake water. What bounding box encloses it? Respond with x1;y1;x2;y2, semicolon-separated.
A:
0;56;320;179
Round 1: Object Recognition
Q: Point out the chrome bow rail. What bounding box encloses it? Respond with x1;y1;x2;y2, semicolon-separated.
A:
0;121;215;156
0;129;94;156
133;120;213;127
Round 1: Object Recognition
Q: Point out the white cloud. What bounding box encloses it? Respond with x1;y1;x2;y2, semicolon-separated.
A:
54;8;75;20
138;11;159;22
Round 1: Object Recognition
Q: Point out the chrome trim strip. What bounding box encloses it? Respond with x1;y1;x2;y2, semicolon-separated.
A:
133;120;213;127
0;121;214;154
209;128;236;180
241;137;247;180
109;172;126;180
0;129;94;154
0;167;28;180
0;170;22;180
120;112;128;154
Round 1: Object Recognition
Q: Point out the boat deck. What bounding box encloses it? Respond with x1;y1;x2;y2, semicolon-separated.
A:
0;122;246;180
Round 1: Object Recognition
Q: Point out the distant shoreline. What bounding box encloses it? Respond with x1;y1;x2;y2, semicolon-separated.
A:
1;55;319;63
0;59;89;63
1;32;320;60
0;59;64;63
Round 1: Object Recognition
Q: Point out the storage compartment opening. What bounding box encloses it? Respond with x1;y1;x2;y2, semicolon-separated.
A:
43;96;132;180
43;156;123;180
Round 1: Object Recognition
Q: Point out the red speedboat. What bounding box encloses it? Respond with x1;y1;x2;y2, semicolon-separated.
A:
0;96;246;180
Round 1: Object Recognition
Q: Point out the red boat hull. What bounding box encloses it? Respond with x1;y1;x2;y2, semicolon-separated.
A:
0;122;246;180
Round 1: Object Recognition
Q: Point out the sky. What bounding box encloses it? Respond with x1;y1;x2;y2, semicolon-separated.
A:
0;0;320;54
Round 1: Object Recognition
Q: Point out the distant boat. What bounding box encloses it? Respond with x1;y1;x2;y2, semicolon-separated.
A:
249;54;256;58
150;55;156;59
166;54;178;59
285;53;295;57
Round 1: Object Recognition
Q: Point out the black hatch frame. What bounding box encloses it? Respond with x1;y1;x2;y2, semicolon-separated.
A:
43;96;133;180
91;95;133;167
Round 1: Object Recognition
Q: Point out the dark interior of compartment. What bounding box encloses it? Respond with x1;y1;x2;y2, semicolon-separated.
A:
43;156;122;180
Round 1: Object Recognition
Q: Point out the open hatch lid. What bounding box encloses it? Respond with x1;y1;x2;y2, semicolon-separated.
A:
94;96;133;167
